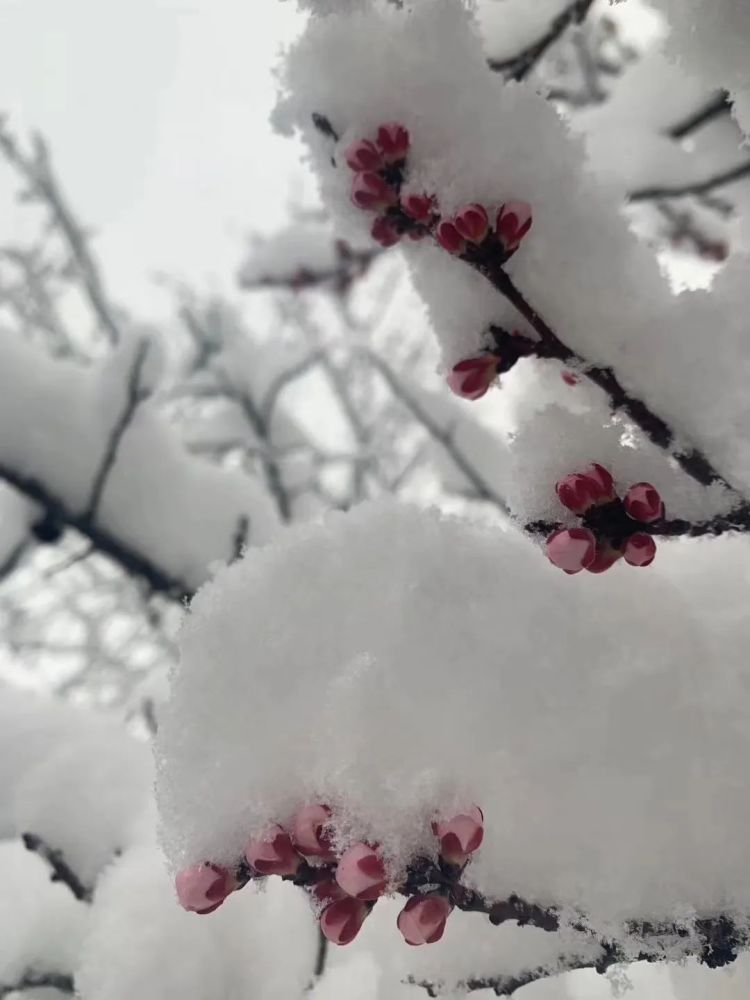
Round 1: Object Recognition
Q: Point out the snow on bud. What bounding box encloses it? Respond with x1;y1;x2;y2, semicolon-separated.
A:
397;894;452;946
308;878;347;911
561;370;579;387
350;172;396;212
496;200;533;252
446;352;499;401
344;138;383;172
401;192;435;223
454;203;489;244
376;122;409;162
335;843;387;901
370;216;401;248
623;483;664;524
433;805;484;866
320;897;370;946
623;532;657;568
175;862;236;914
586;541;623;575
291;804;336;860
546;527;597;575
435;220;466;255
244;824;302;877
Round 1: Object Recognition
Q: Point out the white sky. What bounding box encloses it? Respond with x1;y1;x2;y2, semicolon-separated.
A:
0;0;307;316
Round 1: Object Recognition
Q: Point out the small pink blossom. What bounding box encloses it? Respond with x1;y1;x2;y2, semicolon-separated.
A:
454;203;490;244
623;483;664;524
435;220;466;255
320;897;370;945
291;804;336;861
401;192;436;223
371;216;401;247
244;824;302;877
351;172;396;212
397;894;452;946
546;527;597;575
335;843;387;901
344;138;383;172
433;805;484;866
623;532;657;567
496;200;533;252
446;352;499;401
556;465;614;513
376;122;410;162
561;370;579;387
175;862;236;915
586;541;623;575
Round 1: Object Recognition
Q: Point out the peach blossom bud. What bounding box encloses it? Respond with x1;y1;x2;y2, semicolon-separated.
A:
623;482;664;524
320;897;370;945
344;138;383;172
291;804;336;861
496;200;533;252
546;527;597;575
335;843;387;901
454;203;489;244
433;805;484;866
401;192;435;223
350;171;396;212
623;532;657;567
371;216;401;247
244;824;302;877
446;352;499;400
175;862;236;914
435;219;466;255
376;122;409;162
397;893;452;945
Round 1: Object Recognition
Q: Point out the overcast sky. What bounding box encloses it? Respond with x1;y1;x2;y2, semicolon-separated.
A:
0;0;307;316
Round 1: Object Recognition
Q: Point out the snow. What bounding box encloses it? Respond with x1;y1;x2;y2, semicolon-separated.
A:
274;0;750;501
0;484;36;567
158;499;750;960
0;332;280;592
76;845;316;1000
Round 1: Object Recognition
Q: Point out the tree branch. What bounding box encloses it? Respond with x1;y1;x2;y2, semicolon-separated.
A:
0;971;74;998
629;159;750;203
486;0;596;82
86;339;150;520
22;832;92;903
667;91;732;141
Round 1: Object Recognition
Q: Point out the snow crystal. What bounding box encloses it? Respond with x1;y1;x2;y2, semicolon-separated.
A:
157;500;750;933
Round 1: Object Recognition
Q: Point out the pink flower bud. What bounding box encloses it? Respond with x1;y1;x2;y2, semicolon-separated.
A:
335;843;387;901
401;192;435;223
555;465;614;513
454;203;489;244
308;878;348;911
623;482;664;524
546;527;597;575
344;138;383;172
370;216;401;248
320;897;370;945
496;200;533;252
433;805;484;866
397;894;452;946
446;352;499;401
585;463;615;500
435;220;466;255
586;541;622;574
291;804;336;861
623;532;657;567
175;862;236;914
350;172;396;212
244;824;302;877
376;122;410;162
561;370;579;387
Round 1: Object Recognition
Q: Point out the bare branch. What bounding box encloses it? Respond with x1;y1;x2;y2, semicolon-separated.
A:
667;91;732;141
486;0;596;82
629;159;750;203
86;339;150;520
22;832;92;903
0;971;74;998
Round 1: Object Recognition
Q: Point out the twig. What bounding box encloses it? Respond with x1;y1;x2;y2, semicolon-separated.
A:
22;832;92;903
0;971;75;998
260;351;324;423
364;351;513;517
629;159;750;203
306;927;329;993
667;91;732;140
486;0;596;81
0;117;121;347
86;339;150;520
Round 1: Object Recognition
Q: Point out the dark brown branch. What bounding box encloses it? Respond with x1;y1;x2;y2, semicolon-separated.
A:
0;462;192;599
667;91;732;140
233;389;293;524
486;0;596;82
629;159;750;203
0;971;75;997
86;339;150;520
22;832;92;903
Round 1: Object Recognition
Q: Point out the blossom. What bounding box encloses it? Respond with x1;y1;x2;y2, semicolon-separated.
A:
397;894;452;945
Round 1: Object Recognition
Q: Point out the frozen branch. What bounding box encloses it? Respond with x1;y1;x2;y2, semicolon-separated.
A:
667;91;732;140
629;159;750;203
486;0;596;82
0;971;75;998
22;832;92;903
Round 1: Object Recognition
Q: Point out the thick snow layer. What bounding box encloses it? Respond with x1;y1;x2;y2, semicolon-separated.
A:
275;0;750;498
76;845;316;1000
157;500;750;936
0;840;88;985
656;0;750;137
0;333;280;591
0;687;152;884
